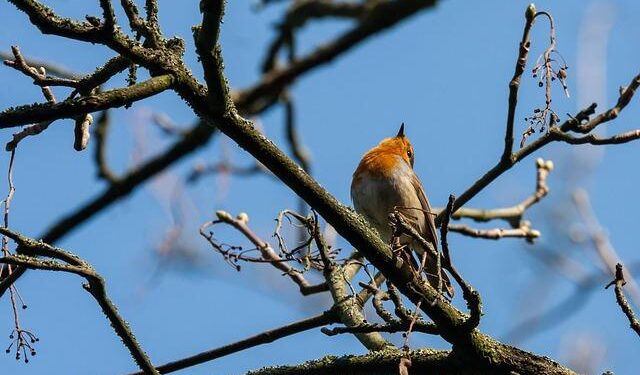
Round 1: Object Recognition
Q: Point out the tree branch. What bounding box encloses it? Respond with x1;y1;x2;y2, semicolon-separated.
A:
127;310;338;375
606;263;640;338
0;227;158;374
0;74;174;128
503;4;537;161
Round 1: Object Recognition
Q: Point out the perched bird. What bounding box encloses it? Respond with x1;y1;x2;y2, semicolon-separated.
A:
351;124;454;297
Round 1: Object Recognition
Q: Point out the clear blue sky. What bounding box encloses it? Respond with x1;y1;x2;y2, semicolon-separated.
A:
1;1;639;374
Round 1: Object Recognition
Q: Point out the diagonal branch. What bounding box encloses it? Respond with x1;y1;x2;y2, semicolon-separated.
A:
606;263;640;338
9;0;105;43
236;0;438;114
0;227;158;374
127;310;338;375
0;0;445;301
567;73;640;134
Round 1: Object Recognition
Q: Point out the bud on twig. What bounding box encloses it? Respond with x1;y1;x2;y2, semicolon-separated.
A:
73;114;93;151
525;3;537;21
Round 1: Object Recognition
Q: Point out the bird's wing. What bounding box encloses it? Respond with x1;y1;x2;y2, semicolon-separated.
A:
410;171;438;247
411;170;455;297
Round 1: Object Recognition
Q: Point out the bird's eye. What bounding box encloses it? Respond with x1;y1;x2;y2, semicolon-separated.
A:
407;150;413;158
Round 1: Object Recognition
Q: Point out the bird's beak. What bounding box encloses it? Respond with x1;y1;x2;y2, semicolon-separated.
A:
396;123;405;138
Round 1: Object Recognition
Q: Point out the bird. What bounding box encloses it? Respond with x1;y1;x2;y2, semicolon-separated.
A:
351;123;454;297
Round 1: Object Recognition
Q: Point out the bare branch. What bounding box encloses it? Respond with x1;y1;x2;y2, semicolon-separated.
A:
74;55;130;95
186;160;271;184
0;227;158;374
448;223;540;241
0;74;175;128
321;320;439;337
195;0;229;114
9;0;107;43
567;73;640;134
606;264;640;337
93;111;119;182
127;310;338;375
201;210;328;296
261;0;368;72
3;46;76;89
503;3;537;160
451;158;553;227
236;0;439;114
551;127;640;145
440;195;481;331
313;213;391;350
0;50;81;80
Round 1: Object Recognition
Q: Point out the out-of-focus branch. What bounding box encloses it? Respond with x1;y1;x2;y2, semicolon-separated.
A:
186;160;271;184
0;227;158;374
0;120;219;298
574;189;640;306
236;0;439;114
261;0;368;72
93;111;119;183
606;264;640;338
281;92;311;174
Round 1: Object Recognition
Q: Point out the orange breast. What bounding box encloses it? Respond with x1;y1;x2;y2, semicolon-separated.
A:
353;139;407;182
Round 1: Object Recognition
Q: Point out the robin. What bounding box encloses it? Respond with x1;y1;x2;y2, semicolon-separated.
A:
351;123;454;297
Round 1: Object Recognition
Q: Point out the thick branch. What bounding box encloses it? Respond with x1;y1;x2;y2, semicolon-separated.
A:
195;0;229;113
8;0;106;43
315;217;391;350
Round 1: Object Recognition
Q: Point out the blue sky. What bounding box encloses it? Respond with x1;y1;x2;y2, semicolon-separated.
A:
1;0;639;374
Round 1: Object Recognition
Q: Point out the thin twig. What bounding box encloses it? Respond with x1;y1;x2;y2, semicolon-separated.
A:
200;211;328;295
0;227;158;374
503;3;537;161
606;264;640;337
441;195;481;330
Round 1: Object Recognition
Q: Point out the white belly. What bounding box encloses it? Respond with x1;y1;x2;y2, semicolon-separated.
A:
351;165;425;242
